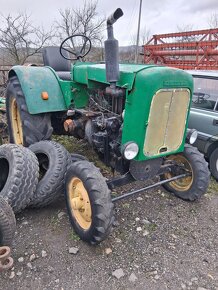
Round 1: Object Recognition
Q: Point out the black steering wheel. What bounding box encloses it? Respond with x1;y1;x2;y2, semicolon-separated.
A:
60;34;92;61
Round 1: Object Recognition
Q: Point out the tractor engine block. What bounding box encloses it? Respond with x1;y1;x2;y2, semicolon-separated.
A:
87;115;122;167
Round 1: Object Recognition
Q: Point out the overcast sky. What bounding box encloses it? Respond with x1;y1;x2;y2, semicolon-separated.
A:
0;0;217;45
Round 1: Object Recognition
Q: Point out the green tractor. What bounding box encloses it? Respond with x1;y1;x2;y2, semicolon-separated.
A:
5;9;210;244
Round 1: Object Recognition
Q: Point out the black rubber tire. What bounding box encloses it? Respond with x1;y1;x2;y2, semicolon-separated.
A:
29;141;71;208
0;197;16;246
6;76;53;147
209;148;218;181
70;153;88;163
65;161;114;244
162;144;210;201
0;144;39;213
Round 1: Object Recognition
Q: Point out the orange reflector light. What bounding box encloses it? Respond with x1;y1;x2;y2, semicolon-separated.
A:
41;92;49;100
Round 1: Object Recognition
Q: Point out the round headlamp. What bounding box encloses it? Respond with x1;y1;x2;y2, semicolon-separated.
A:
122;142;139;160
186;129;198;144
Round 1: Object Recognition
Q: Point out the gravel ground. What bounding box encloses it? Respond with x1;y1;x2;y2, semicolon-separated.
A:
0;137;217;290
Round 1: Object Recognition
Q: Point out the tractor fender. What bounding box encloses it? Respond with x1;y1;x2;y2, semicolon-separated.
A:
8;66;67;114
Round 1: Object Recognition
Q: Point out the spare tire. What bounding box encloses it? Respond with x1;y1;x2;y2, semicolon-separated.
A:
0;144;39;213
29;141;71;208
0;197;16;246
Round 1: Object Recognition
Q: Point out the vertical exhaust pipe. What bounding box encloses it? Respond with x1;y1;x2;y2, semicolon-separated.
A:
104;8;124;88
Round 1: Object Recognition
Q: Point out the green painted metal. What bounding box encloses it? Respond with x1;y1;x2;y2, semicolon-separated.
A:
10;65;90;114
9;62;193;162
9;66;68;114
121;66;193;160
58;80;88;109
72;63;155;90
72;62;193;160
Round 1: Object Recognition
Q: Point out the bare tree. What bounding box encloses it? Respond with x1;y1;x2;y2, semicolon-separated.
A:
130;26;151;46
56;0;105;45
140;26;151;46
120;25;151;63
208;12;218;28
0;13;53;65
176;24;198;42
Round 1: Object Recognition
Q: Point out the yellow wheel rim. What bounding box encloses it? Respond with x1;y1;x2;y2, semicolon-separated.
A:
68;177;92;230
10;98;23;145
165;155;193;191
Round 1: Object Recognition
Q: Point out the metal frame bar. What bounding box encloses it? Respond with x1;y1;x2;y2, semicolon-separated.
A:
111;173;187;202
143;28;218;70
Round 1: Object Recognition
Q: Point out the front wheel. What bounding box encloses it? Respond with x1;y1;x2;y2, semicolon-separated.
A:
65;161;114;244
162;144;210;201
209;148;218;181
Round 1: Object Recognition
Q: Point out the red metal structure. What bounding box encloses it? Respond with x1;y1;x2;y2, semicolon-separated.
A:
143;28;218;70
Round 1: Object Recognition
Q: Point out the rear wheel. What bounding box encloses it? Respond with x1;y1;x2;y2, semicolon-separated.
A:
65;161;114;244
6;76;53;147
209;148;218;181
162;144;210;201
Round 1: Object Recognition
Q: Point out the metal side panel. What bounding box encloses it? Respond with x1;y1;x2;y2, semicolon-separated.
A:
144;89;190;157
9;66;68;114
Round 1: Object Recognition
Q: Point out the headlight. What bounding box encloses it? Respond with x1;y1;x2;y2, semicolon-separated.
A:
122;142;139;160
186;129;198;144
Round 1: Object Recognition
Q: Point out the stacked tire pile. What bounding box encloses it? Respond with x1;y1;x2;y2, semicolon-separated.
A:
0;141;70;249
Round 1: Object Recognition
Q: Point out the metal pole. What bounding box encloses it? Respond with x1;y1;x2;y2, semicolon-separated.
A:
135;0;143;63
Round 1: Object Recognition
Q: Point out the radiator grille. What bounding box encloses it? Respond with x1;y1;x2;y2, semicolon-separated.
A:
143;89;190;157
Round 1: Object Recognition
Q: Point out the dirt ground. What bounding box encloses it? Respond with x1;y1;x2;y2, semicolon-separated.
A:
0;137;218;290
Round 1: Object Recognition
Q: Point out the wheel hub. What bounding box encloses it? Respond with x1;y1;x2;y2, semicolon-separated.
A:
165;155;193;191
10;98;23;145
68;177;92;230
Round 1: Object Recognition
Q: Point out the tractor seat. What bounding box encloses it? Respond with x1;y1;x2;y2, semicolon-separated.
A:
42;46;71;81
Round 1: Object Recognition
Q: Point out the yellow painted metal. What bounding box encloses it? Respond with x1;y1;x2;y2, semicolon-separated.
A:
68;177;92;230
10;98;23;145
144;89;190;157
166;155;194;191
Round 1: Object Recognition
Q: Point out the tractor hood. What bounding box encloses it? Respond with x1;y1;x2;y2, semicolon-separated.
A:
73;62;193;160
72;63;157;91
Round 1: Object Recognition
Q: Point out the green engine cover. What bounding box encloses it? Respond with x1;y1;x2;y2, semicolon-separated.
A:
121;66;193;160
